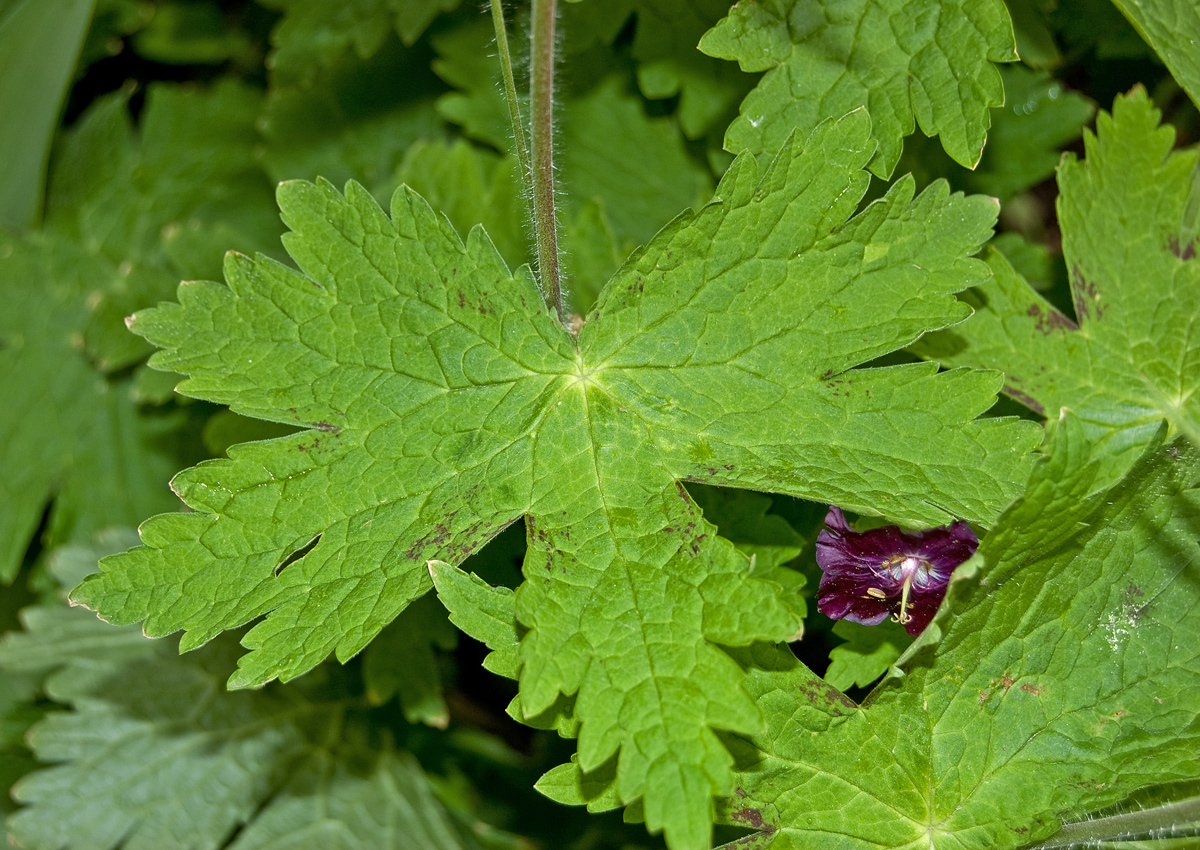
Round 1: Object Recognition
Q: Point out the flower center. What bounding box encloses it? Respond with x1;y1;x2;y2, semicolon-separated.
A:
881;554;932;624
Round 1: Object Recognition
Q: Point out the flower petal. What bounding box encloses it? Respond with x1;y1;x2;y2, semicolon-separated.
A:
814;507;978;637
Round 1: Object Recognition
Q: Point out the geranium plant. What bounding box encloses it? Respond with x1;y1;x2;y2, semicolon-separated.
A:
0;1;1197;849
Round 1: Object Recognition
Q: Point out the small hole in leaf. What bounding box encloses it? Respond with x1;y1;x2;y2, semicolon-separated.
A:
275;534;321;576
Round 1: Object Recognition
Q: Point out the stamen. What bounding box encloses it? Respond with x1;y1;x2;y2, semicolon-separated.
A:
896;575;914;624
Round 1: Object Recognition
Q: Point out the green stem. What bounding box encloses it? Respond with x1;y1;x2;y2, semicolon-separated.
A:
1028;796;1200;848
488;1;530;185
529;0;564;323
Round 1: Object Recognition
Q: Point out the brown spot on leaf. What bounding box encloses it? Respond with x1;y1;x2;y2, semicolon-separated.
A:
1000;674;1015;691
1004;386;1045;415
1169;235;1197;260
312;421;339;433
795;678;856;715
1027;302;1078;334
1020;683;1044;696
732;807;763;828
1071;266;1103;321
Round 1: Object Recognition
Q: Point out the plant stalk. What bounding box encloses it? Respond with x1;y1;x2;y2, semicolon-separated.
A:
1028;796;1200;848
529;0;564;323
488;1;530;185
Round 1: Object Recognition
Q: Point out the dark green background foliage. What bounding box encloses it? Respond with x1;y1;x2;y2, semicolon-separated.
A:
1;1;1198;849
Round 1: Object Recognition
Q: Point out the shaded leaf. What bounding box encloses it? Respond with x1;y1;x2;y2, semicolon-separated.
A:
0;0;92;230
0;82;277;581
261;0;462;87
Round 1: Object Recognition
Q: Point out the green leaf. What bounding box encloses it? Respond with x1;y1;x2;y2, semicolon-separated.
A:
51;82;281;372
131;0;254;65
0;81;279;581
1109;0;1200;109
561;0;753;138
226;749;488;850
723;418;1200;848
624;0;758;139
914;89;1200;486
2;534;486;850
2;625;484;850
823;618;911;691
685;485;805;572
0;0;92;230
535;755;623;814
75;111;1036;850
1004;0;1063;69
261;0;462;87
395;138;527;274
0;230;197;581
700;0;1018;177
966;65;1094;201
989;232;1059;291
362;592;457;728
686;485;808;631
259;38;447;203
428;561;521;680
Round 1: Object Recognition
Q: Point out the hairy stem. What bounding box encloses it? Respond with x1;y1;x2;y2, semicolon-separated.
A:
1029;796;1200;848
488;1;530;184
530;0;564;323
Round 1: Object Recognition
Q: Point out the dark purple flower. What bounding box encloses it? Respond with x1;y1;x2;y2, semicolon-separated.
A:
815;507;978;637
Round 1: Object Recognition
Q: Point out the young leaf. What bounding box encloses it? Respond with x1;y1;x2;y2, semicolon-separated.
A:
259;38;446;203
700;0;1018;176
914;90;1200;486
721;420;1200;848
74;110;1036;850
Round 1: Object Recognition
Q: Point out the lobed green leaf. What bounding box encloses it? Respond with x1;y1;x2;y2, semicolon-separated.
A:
75;109;1035;850
915;89;1200;487
701;0;1018;176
